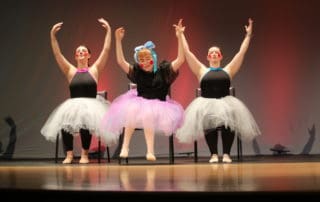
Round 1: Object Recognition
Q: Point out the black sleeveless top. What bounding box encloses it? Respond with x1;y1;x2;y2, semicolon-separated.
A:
127;61;178;101
69;71;97;98
200;69;230;98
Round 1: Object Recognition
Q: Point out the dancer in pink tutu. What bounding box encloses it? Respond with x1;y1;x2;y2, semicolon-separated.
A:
102;19;185;161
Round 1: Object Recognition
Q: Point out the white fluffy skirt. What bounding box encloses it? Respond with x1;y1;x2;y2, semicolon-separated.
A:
175;96;261;143
40;96;117;145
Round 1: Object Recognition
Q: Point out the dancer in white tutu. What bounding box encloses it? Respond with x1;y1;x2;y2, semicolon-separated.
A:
176;18;261;163
41;18;113;164
101;19;185;161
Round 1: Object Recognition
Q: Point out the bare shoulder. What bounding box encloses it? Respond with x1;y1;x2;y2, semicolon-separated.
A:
66;68;77;83
88;66;99;82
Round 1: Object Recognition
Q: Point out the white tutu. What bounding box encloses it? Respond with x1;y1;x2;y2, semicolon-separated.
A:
41;95;117;145
175;96;261;143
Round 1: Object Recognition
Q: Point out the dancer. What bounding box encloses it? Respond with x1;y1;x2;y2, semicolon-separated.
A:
102;19;185;161
41;18;115;164
176;18;261;163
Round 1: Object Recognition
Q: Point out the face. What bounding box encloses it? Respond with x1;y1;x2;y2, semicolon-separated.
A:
75;46;91;61
207;47;223;61
138;49;153;72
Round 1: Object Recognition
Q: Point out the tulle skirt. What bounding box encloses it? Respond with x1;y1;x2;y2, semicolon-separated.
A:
175;96;261;143
101;89;184;138
41;95;117;145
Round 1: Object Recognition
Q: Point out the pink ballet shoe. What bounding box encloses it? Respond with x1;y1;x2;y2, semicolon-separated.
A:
209;154;219;163
146;153;156;161
62;156;73;164
222;154;232;163
120;148;129;158
79;155;89;164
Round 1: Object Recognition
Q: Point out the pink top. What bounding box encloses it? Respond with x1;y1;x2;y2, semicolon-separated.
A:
77;67;89;73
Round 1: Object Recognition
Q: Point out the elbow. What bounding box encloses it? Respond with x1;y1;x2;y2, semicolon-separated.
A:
178;58;185;67
118;61;128;70
116;56;122;65
181;55;186;63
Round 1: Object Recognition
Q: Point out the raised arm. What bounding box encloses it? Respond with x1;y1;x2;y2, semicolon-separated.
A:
91;18;112;77
224;18;253;79
115;27;130;74
171;19;185;72
179;22;207;81
50;22;75;78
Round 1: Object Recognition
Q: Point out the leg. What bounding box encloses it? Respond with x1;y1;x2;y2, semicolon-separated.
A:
62;130;74;164
144;128;156;161
119;127;135;158
111;131;124;159
79;129;92;164
221;126;235;163
204;128;219;163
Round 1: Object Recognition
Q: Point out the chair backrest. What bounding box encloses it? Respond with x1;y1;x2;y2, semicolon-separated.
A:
128;82;137;90
196;87;236;97
229;86;235;96
97;91;108;99
128;82;172;97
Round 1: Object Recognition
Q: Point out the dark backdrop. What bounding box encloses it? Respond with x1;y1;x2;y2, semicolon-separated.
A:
1;0;319;158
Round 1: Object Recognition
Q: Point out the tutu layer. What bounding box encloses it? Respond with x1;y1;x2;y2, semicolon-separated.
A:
41;95;117;145
176;96;261;143
101;89;184;138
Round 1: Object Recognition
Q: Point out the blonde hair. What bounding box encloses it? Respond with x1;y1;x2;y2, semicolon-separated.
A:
137;48;152;61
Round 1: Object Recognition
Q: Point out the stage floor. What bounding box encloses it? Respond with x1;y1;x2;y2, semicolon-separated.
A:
1;155;320;200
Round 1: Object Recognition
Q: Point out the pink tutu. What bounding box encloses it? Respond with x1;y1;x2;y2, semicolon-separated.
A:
101;89;184;138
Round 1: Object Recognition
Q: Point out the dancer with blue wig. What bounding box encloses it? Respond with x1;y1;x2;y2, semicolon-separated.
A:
102;19;185;161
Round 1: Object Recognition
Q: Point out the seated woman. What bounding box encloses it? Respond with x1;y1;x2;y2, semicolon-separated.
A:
102;19;185;161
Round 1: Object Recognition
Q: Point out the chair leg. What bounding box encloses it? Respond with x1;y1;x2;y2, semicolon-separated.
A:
98;137;101;163
194;141;198;163
119;157;128;164
169;135;174;164
55;134;59;163
106;146;110;163
237;136;243;161
239;138;243;160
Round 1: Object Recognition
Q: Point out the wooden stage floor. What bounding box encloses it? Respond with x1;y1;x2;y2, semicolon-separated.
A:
1;155;320;200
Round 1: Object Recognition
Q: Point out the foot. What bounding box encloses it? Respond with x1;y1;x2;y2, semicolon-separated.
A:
79;155;89;164
62;156;73;164
222;154;232;163
119;148;129;158
209;154;219;163
146;153;156;161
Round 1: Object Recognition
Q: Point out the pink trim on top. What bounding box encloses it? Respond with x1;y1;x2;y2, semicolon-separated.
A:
77;67;89;73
